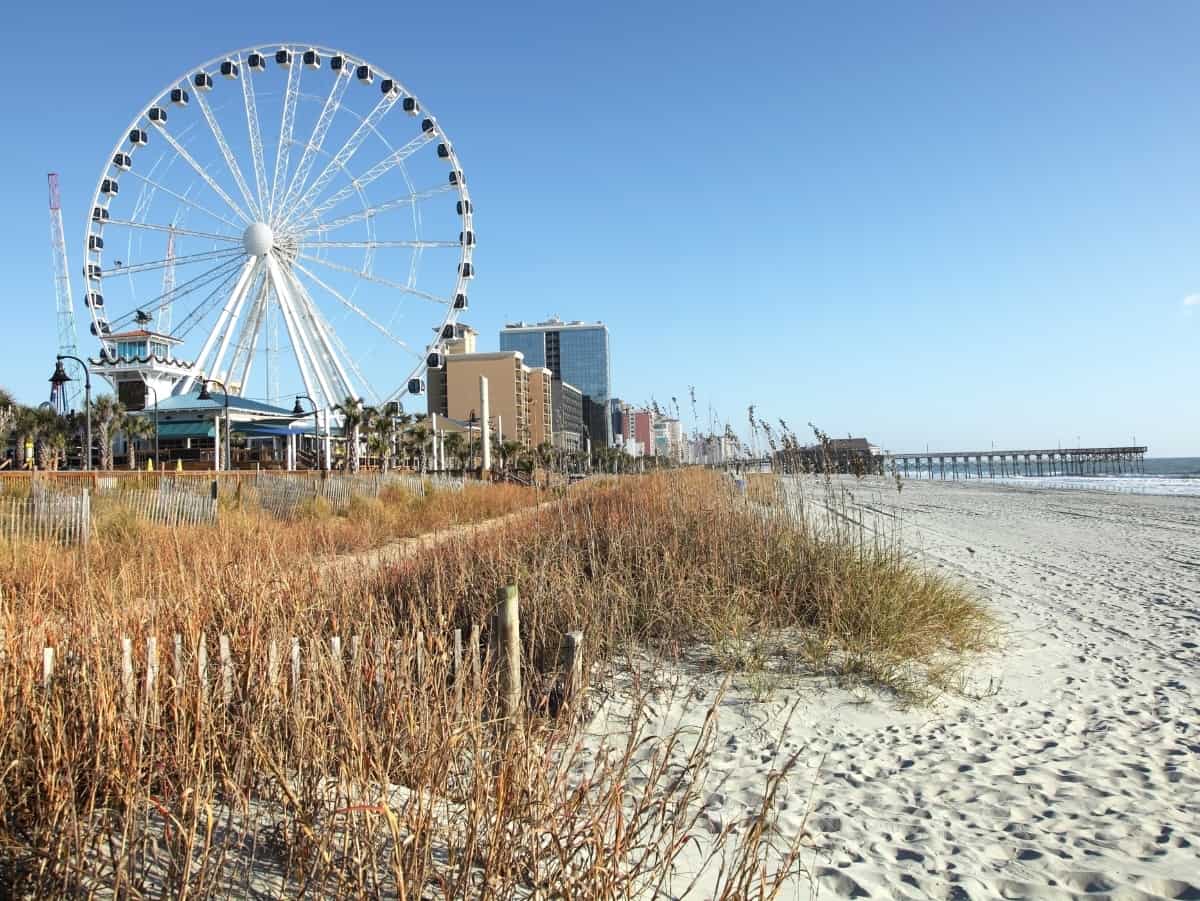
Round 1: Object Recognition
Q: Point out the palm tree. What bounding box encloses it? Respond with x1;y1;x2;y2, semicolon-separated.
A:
408;424;429;472
367;430;390;474
0;389;16;466
91;395;126;471
334;396;366;472
368;412;397;474
499;439;521;474
26;406;66;471
123;415;156;470
442;432;465;471
12;405;41;470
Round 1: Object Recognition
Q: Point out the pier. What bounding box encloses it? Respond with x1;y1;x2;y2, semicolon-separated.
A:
882;446;1147;480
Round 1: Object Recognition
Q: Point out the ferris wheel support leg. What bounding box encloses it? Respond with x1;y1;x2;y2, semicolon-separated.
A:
185;257;259;394
226;273;270;391
272;272;322;413
209;263;262;390
282;266;358;402
267;255;338;409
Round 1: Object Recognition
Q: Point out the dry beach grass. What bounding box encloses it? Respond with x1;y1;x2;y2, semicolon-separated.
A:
0;470;994;897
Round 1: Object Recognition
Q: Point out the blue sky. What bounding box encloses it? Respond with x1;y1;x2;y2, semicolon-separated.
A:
4;0;1198;455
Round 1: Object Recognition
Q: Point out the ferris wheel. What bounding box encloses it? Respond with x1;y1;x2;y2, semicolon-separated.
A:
82;43;474;412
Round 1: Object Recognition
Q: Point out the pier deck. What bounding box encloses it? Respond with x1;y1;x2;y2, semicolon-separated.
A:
882;446;1147;480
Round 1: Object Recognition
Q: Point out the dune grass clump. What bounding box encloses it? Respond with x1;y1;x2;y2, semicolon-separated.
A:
0;469;993;896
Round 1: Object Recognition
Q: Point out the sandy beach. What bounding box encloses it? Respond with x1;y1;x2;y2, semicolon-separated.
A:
585;477;1200;898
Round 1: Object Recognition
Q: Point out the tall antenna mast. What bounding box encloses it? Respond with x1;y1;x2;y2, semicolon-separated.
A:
47;173;82;413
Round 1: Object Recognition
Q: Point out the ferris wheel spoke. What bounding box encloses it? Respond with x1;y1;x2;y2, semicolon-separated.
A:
107;247;243;278
277;67;354;225
291;260;421;356
296;253;449;305
229;276;272;393
187;256;261;391
268;55;303;223
209;265;263;383
156;258;247;342
286;269;361;401
270;270;322;409
193;83;263;220
152;125;254;225
292;185;456;237
268;256;343;407
279;91;400;225
327;328;382;405
238;53;272;219
104;255;239;333
107;219;241;243
296;131;436;224
124;171;245;232
299;239;458;250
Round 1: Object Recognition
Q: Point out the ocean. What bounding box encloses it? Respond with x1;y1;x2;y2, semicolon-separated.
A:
898;457;1200;497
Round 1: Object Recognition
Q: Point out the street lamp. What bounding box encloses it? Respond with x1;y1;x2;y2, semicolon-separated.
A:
49;355;90;471
292;395;322;470
196;378;231;471
144;384;160;470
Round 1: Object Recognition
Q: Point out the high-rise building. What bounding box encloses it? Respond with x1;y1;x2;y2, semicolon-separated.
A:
609;398;625;445
427;323;478;418
500;318;612;446
443;351;531;446
631;409;655;457
527;366;554;448
552;380;584;450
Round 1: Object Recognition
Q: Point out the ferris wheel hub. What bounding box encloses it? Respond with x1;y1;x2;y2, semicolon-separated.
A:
242;221;274;257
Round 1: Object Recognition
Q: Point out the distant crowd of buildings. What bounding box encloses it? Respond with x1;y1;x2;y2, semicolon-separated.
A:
424;316;710;463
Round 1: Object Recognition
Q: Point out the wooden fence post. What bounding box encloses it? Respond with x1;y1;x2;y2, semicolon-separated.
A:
561;630;584;716
350;635;361;693
121;637;135;719
219;634;233;707
330;636;343;681
267;639;280;699
146;636;159;724
173;634;184;708
496;585;521;724
374;636;386;695
290;637;301;702
469;623;481;688
198;634;209;706
42;646;54;691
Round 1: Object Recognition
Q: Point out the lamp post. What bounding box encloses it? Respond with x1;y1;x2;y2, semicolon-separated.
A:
144;384;160;470
196;378;231;472
50;355;91;471
467;409;478;473
292;395;321;470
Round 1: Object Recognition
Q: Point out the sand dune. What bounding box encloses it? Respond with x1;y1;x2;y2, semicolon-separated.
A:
585;477;1200;898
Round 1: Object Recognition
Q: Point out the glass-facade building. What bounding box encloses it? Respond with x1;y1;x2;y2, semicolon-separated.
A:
500;320;613;446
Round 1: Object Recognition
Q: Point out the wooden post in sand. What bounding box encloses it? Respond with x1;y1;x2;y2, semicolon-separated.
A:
561;630;584;716
496;584;521;723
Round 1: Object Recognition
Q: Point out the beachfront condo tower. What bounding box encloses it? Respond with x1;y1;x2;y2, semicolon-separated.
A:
500;318;613;447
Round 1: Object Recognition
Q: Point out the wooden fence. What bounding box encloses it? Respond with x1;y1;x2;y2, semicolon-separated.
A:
0;471;466;543
30;586;585;724
0;489;90;545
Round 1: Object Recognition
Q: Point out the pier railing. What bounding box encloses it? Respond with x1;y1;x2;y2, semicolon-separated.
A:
882;446;1147;480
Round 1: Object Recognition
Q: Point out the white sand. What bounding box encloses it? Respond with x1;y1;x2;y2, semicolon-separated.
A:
584;477;1200;899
